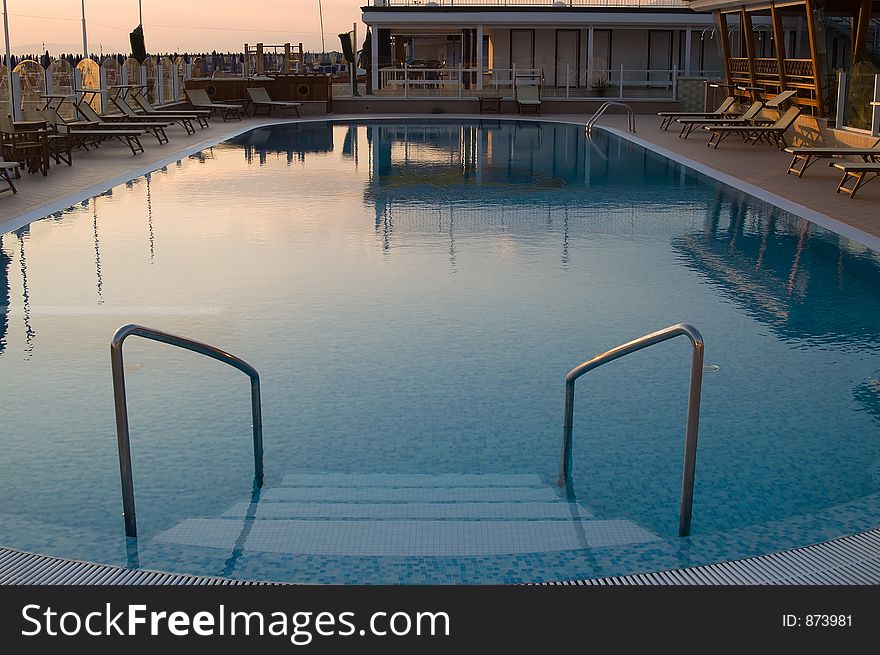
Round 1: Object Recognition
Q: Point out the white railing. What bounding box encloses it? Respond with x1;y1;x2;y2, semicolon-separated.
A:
372;0;692;7
372;65;714;100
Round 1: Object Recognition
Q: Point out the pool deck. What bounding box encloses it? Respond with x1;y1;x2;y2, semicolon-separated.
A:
2;112;879;243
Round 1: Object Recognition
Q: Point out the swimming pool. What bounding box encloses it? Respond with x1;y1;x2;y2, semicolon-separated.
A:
1;119;879;583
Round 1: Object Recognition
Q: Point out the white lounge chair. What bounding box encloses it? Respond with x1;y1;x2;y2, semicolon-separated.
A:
514;76;542;116
246;87;302;117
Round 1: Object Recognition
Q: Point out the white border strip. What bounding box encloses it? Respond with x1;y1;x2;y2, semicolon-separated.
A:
4;114;880;253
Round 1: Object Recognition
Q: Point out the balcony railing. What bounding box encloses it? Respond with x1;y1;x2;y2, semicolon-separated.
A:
372;0;692;7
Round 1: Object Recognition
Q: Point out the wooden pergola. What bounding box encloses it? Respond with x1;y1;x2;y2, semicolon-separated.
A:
688;0;880;117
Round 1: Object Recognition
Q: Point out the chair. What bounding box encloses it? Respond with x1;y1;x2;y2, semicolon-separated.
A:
514;76;542;116
106;94;191;135
676;101;769;139
23;109;73;167
76;101;170;146
829;161;880;198
186;88;244;121
702;106;802;149
784;137;880;177
0;157;21;194
657;97;736;131
0;115;49;176
41;107;146;157
131;92;210;129
246;87;302;117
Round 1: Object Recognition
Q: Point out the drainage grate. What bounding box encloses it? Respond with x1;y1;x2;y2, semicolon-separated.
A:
2;527;879;585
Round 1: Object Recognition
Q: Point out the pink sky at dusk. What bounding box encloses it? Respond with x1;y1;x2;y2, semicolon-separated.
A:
5;0;368;55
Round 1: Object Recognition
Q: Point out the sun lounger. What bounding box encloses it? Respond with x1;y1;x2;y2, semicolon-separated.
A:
76;101;169;145
514;77;542;116
42;107;146;156
246;87;302;117
676;101;770;139
784;137;880;177
657;97;735;131
105;94;197;135
132;92;210;129
0;157;21;194
830;161;880;198
186;88;244;121
702;106;802;149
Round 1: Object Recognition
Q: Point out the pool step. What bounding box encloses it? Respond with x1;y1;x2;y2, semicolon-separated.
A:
153;472;659;557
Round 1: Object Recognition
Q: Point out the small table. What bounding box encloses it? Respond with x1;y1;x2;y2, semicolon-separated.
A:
479;95;502;114
40;93;77;113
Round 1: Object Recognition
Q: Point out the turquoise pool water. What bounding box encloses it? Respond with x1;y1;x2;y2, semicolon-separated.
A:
1;120;879;583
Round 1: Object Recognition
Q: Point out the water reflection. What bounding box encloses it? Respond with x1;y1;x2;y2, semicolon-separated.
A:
673;190;880;349
0;236;8;355
236;123;335;166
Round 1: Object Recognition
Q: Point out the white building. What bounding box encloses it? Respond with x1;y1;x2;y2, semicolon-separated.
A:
361;0;721;99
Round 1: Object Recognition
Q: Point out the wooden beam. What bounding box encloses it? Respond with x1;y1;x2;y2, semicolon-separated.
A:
770;2;787;92
741;8;758;91
803;0;825;117
852;0;873;65
714;10;732;87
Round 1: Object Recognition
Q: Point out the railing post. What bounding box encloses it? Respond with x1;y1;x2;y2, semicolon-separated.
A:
836;70;847;130
458;61;462;98
619;64;624;100
9;71;22;121
404;62;408;98
872;73;879;137
672;64;678;101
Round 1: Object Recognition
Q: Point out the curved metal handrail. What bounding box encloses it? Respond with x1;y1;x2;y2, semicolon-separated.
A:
558;324;704;537
110;324;264;538
586;101;636;134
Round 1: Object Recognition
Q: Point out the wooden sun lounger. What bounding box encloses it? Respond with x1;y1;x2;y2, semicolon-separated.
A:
186;88;244;121
676;101;771;139
784;138;880;177
76;102;170;145
657;97;735;131
830;161;880;198
246;87;302;117
41;108;146;156
132;92;210;129
1;158;21;194
106;95;193;135
702;106;802;149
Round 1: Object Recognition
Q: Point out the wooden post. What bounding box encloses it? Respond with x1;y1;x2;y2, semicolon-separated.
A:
284;43;291;74
741;8;758;91
770;2;787;92
803;0;825;116
852;0;872;64
714;11;732;87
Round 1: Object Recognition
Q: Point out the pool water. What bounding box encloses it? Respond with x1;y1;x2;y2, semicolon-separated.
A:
1;119;879;583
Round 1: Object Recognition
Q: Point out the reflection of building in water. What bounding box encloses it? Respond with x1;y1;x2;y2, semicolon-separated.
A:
239;123;335;166
673;191;880;348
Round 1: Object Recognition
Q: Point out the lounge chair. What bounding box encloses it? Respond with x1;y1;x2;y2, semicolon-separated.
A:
246;87;302;117
186;88;244;121
106;94;195;135
76;101;169;145
0;157;21;194
41;107;146;156
676;101;770;139
784;137;880;177
514;76;542;116
830;161;880;198
657;97;735;131
131;91;210;129
702;106;802;149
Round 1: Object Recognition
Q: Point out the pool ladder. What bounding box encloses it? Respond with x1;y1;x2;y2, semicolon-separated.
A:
110;324;264;538
586;101;636;135
558;324;704;537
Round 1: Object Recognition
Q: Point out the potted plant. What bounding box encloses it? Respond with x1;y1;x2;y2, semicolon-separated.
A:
591;75;610;97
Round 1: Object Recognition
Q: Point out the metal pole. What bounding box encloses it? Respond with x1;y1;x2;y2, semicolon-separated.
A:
566;63;570;99
81;0;89;59
2;0;13;116
139;0;143;27
318;0;326;58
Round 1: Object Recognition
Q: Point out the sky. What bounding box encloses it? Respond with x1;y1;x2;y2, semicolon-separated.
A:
5;0;368;56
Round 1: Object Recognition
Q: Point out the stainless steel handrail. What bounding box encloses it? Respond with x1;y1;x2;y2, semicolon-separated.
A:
558;324;704;537
110;324;264;538
586;101;636;134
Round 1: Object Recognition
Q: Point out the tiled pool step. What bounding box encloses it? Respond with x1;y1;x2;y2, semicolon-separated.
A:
153;472;658;556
